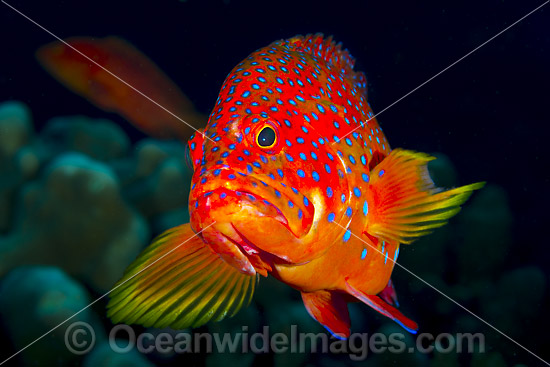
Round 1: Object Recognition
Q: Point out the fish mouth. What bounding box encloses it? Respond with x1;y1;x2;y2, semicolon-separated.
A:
221;224;283;276
232;189;293;234
189;167;315;273
190;167;315;239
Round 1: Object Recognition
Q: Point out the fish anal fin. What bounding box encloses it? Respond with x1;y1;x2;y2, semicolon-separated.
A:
365;149;485;244
107;223;258;330
301;290;351;339
345;281;418;334
379;279;399;307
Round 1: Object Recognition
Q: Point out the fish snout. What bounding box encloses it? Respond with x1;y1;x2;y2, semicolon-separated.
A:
189;166;315;262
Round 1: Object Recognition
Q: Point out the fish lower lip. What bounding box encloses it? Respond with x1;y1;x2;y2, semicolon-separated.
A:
218;229;273;276
224;225;261;257
227;223;287;267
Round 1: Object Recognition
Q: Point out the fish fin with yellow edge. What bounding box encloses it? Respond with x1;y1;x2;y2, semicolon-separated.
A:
107;223;258;329
364;149;485;244
301;290;351;339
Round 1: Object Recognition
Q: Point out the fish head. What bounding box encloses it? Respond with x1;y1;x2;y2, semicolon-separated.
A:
186;42;366;275
187;96;352;275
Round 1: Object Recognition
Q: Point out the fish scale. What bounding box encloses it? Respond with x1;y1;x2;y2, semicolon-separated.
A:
108;33;484;338
190;34;389;246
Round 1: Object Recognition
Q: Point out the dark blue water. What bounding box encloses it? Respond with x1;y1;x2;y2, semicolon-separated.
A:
1;1;549;366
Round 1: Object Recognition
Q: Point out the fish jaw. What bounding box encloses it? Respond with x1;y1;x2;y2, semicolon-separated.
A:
189;167;316;273
190;189;290;276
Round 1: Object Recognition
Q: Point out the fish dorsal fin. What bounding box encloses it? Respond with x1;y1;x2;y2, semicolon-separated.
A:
285;33;367;96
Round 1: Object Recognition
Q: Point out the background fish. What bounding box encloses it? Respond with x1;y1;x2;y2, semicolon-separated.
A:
37;36;205;140
107;34;483;338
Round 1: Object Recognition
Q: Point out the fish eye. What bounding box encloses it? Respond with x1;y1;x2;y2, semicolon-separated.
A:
255;126;277;148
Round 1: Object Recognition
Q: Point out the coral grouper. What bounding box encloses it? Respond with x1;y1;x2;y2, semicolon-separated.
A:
107;34;483;338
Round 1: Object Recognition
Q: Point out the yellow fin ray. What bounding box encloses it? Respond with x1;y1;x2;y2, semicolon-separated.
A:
365;149;484;244
107;223;258;329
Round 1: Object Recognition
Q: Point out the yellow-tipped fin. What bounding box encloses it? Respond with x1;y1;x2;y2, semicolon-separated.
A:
107;223;258;329
365;149;484;244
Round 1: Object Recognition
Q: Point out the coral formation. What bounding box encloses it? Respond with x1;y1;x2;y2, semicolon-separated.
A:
0;100;546;366
0;266;103;366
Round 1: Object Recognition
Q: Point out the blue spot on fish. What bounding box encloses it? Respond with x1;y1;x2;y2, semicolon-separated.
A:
343;230;351;242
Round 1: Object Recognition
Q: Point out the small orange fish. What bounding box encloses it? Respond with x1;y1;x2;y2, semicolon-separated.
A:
37;36;205;140
107;34;483;337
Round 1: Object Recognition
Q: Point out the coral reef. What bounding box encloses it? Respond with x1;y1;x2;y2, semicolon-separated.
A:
0;100;546;366
82;340;155;367
41;115;130;162
0;101;36;233
0;151;149;293
0;266;103;366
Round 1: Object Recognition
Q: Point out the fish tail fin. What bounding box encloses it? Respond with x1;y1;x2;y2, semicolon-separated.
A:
107;223;257;329
364;149;485;244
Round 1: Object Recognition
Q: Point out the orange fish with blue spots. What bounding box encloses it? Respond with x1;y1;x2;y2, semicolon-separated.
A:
107;34;483;337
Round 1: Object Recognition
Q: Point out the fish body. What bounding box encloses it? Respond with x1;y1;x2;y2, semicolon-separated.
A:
189;35;385;279
37;37;205;139
108;34;483;337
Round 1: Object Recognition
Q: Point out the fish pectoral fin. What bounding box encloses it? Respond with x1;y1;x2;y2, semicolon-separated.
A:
364;149;485;244
301;290;351;339
107;223;258;330
345;281;418;334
